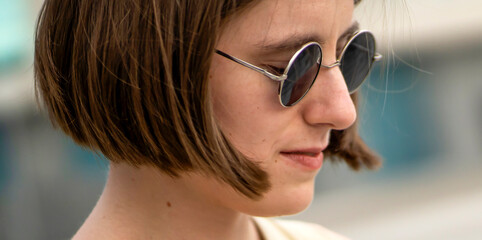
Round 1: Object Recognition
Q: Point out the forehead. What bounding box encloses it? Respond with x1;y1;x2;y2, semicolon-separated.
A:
218;0;355;50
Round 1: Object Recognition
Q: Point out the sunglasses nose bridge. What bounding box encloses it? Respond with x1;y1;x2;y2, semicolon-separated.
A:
320;60;341;69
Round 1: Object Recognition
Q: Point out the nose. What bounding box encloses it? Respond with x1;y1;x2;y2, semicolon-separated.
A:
300;67;357;130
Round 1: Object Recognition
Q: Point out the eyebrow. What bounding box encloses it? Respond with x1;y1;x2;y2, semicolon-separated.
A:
255;21;360;52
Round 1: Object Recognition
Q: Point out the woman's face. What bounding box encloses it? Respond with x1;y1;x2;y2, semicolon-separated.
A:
185;0;357;216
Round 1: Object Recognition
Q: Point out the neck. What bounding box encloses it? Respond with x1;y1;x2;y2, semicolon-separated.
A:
74;163;261;240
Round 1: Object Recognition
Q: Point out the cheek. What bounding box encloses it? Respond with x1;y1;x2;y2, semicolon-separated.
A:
207;61;318;217
209;58;284;159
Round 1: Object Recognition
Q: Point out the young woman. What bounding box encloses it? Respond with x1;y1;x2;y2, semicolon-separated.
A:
35;0;381;239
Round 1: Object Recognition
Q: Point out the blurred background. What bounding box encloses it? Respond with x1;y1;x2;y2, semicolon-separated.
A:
0;0;481;239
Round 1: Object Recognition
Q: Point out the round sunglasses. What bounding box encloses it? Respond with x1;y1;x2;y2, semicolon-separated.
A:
215;30;382;107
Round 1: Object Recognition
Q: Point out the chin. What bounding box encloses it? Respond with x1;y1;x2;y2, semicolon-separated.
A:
242;180;316;217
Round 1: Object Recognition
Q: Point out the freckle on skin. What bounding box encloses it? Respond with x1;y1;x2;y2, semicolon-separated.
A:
167;201;171;207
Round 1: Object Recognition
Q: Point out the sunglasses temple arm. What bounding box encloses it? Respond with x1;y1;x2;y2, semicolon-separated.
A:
215;50;287;81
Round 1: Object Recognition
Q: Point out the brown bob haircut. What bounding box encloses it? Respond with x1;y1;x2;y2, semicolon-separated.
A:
34;0;380;199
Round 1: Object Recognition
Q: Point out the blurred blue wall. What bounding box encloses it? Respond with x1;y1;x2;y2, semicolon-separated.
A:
360;61;442;176
0;0;31;74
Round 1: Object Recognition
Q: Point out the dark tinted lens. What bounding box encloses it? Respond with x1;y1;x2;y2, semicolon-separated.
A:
340;32;376;93
281;44;321;106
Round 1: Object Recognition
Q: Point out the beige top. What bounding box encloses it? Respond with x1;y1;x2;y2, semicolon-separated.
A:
253;217;350;240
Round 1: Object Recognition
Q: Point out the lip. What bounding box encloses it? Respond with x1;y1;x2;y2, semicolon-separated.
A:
280;147;326;171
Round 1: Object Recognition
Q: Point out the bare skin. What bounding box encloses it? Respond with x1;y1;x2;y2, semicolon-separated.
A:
73;163;261;240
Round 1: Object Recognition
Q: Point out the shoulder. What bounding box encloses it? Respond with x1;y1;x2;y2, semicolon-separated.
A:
253;217;350;240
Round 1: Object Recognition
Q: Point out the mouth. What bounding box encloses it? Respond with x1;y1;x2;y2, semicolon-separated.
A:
282;151;317;157
279;149;324;171
280;146;325;156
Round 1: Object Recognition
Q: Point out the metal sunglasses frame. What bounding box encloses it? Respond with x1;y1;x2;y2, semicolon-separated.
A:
215;30;383;107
